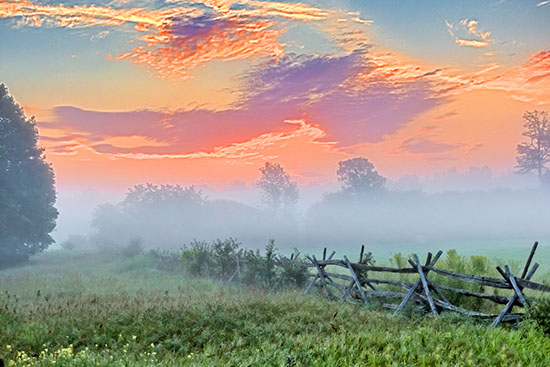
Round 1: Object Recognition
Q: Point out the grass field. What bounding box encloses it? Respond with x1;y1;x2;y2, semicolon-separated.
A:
1;250;550;366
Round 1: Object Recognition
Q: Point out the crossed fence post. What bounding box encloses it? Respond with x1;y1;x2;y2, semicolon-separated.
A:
394;251;443;315
300;241;544;326
305;248;336;297
341;245;375;304
492;242;539;327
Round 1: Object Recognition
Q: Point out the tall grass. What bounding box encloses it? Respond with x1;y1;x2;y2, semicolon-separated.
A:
1;250;549;366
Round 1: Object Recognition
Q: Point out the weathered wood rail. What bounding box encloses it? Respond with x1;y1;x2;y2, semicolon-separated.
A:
286;241;548;326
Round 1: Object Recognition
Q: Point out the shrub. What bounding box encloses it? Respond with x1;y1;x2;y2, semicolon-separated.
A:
60;239;76;251
121;237;144;258
276;248;309;289
179;238;309;290
150;249;183;272
180;240;215;277
211;238;242;280
356;251;375;280
60;234;90;252
241;240;278;288
431;250;496;312
527;297;550;334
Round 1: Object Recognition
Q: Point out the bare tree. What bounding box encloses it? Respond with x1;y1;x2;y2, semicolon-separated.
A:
256;162;298;214
337;157;386;196
515;110;550;182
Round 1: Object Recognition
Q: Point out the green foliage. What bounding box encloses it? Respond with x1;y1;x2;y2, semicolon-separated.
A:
256;162;299;215
515;110;550;180
336;157;386;196
92;184;205;250
211;238;242;279
149;249;183;273
431;250;497;312
389;252;409;281
356;251;375;280
60;240;76;251
180;240;215;277
276;248;309;289
1;252;550;366
241;240;278;287
0;84;58;267
120;237;144;258
179;238;308;290
527;297;550;334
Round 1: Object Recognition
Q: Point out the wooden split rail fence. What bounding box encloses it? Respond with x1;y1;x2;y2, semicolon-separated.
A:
288;242;549;327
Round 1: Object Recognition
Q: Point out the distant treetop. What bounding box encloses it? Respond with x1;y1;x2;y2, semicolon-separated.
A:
256;162;298;215
515;110;550;184
337;157;386;196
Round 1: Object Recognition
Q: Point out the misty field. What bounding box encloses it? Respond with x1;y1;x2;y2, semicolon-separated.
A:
2;250;550;366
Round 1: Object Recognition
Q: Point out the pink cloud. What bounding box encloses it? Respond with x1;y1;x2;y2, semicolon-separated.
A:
43;51;449;158
115;14;285;79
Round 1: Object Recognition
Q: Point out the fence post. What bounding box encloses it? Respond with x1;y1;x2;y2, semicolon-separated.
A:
412;254;438;316
344;255;368;305
394;250;442;315
492;263;539;327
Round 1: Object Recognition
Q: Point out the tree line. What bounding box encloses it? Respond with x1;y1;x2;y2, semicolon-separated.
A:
0;83;549;266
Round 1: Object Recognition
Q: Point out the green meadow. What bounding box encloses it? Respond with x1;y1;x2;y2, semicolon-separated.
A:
1;250;550;367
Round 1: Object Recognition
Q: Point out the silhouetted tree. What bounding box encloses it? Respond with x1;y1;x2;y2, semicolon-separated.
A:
516;110;550;183
92;183;204;249
0;84;58;267
337;157;385;196
256;162;298;214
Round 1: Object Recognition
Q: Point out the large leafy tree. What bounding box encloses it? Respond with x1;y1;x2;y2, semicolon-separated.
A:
92;183;205;248
0;84;58;266
337;157;386;196
515;110;550;183
256;162;298;215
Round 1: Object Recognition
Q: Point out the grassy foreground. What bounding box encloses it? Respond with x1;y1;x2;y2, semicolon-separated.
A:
1;251;550;366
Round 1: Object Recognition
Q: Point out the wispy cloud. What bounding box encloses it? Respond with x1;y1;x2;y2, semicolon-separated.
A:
115;14;285;79
0;0;337;79
466;49;550;102
42;49;451;160
90;30;109;42
445;18;492;48
401;136;459;155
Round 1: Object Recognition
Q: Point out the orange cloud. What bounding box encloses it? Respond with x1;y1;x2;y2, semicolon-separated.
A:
176;0;330;21
43;119;342;189
90;119;332;161
0;0;196;29
115;15;285;79
1;0;339;79
460;49;550;103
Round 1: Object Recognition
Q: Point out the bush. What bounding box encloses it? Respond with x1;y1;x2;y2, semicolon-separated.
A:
179;238;309;290
59;234;90;252
431;250;496;312
60;239;76;251
211;238;242;279
276;248;309;289
121;237;144;258
150;249;183;272
181;240;215;277
528;297;550;334
241;240;278;288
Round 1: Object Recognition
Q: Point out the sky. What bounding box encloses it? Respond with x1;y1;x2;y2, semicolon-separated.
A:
1;0;549;191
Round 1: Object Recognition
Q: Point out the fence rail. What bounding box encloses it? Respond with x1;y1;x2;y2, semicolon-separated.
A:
288;241;547;327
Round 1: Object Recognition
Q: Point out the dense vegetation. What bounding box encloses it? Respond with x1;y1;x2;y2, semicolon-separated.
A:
1;250;550;366
0;84;58;267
